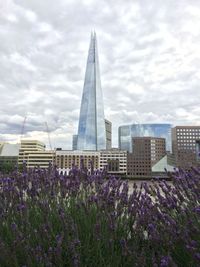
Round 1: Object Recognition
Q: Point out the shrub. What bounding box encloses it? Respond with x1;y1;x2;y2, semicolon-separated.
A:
0;164;200;266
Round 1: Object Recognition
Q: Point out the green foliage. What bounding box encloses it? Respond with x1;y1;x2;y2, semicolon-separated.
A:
0;161;15;174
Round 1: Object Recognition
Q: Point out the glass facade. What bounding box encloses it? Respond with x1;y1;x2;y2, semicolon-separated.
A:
77;32;106;151
118;124;172;152
72;135;78;150
105;119;112;149
196;140;200;161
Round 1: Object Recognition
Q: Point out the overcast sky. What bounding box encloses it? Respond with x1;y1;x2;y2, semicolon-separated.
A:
0;0;200;149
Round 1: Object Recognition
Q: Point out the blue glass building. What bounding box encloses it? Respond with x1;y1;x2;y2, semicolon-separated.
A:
72;135;78;150
118;124;172;152
76;32;106;151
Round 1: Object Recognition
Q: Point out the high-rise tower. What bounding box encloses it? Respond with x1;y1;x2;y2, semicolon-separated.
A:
76;32;106;151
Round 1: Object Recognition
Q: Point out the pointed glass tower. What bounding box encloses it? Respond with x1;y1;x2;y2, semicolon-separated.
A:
76;32;106;151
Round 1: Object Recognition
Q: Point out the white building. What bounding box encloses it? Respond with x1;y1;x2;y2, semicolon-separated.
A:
100;149;127;175
55;150;100;174
18;140;55;168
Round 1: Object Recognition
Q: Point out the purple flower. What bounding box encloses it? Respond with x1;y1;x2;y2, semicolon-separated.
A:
148;223;156;233
56;234;63;245
11;222;17;231
120;238;126;247
1;162;200;266
193;206;200;214
16;203;26;212
160;256;171;267
195;253;200;261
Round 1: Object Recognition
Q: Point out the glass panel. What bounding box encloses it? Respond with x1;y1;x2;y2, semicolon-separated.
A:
119;124;172;152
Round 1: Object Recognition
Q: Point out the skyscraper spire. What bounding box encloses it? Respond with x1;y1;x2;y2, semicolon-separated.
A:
76;33;106;151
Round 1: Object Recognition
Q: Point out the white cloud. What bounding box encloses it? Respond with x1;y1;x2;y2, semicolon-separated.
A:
24;9;38;23
0;0;200;149
37;22;53;32
9;52;37;71
6;13;18;22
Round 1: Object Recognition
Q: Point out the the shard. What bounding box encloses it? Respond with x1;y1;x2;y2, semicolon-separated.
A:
76;32;106;151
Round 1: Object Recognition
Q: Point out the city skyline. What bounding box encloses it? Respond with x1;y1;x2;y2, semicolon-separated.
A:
0;0;200;149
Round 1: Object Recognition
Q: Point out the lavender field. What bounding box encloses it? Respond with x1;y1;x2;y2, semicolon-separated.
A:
0;164;200;267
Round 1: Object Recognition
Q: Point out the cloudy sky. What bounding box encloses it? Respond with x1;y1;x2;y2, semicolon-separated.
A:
0;0;200;149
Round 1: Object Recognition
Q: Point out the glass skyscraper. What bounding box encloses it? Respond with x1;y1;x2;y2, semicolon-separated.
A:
76;32;106;151
119;124;172;152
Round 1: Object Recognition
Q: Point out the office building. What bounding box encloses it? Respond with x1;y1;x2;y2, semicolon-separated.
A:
73;119;112;151
119;123;172;152
172;126;200;169
72;134;78;150
196;140;200;162
21;150;55;169
76;32;106;151
127;137;166;178
18;139;55;169
105;119;112;150
100;149;127;175
18;140;46;166
56;150;100;174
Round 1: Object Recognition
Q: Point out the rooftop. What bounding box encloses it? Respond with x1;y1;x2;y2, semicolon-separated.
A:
0;143;20;157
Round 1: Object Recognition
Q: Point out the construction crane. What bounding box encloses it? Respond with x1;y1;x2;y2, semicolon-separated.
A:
20;117;53;149
20;116;53;150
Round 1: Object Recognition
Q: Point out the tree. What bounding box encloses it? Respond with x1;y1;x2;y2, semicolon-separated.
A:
0;161;15;174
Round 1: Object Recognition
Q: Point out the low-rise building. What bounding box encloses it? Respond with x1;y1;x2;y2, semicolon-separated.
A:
18;139;46;166
18;140;55;169
99;149;127;175
22;150;55;169
56;149;127;175
56;150;100;174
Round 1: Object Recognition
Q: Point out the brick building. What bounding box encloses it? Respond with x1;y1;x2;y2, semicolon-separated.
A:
172;126;200;169
127;137;166;178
